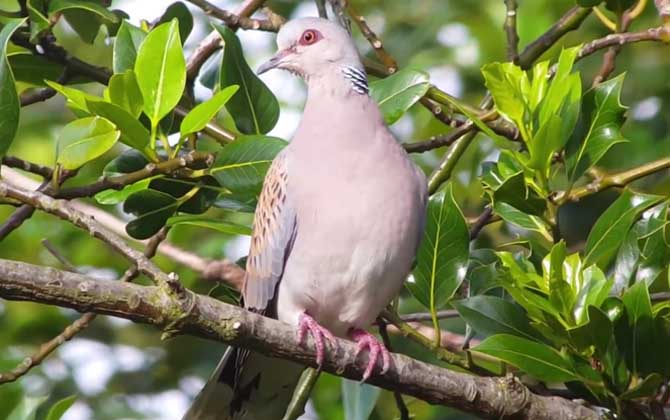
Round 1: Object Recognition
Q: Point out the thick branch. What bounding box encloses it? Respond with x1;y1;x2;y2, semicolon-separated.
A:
0;259;599;420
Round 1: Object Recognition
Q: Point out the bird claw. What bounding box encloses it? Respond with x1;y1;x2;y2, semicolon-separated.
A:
296;312;335;367
349;329;391;381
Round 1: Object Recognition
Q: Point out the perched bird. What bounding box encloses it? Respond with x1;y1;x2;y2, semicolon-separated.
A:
184;17;427;420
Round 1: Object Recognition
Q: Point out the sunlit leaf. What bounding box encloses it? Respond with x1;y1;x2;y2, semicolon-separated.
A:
341;379;381;420
167;215;251;236
45;395;77;420
0;18;26;162
135;19;186;127
180;85;239;137
114;21;147;74
105;70;143;117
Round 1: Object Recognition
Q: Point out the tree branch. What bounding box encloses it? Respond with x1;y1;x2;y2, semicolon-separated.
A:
517;6;593;69
504;0;520;61
186;0;279;32
555;157;670;204
345;2;398;73
0;259;599;420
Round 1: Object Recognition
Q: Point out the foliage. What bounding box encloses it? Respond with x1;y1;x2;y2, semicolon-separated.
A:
1;0;669;419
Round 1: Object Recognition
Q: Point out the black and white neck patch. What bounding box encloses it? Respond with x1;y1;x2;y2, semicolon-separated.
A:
341;66;369;95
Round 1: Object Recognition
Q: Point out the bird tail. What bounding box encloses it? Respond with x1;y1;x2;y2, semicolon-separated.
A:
182;347;304;420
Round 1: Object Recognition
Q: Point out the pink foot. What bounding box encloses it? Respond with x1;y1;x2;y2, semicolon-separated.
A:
349;328;391;381
297;312;336;366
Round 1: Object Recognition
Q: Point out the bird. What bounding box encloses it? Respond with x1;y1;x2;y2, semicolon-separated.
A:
183;17;427;420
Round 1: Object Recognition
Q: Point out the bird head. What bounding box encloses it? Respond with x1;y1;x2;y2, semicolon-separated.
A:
258;18;368;93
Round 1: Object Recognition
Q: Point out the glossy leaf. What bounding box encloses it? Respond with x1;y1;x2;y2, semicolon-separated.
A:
114;21;147;74
0;19;26;160
545;241;576;321
210;135;287;194
635;205;670;286
493;201;553;241
566;74;629;183
106;70;143;117
214;192;257;213
135;19;186;127
408;184;469;309
56;116;120;170
45;395;77;420
482;62;530;140
167;215;251;236
214;23;279;134
370;68;430;125
584;189;663;269
157;2;194;42
613;227;641;293
95;178;154;205
180;85;239;137
573;265;612;324
341;379;381;420
86;100;151;153
62;8;103;44
617;281;655;375
474;334;579;383
95;150;153;205
619;373;663;400
452;296;542;341
124;189;180;239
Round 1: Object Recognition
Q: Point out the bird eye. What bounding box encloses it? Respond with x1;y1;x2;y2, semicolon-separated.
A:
299;29;321;46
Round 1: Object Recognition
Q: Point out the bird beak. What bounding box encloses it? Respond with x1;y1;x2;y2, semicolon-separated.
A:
257;48;294;75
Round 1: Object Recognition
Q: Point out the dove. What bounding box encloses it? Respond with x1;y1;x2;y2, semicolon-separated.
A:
184;17;427;420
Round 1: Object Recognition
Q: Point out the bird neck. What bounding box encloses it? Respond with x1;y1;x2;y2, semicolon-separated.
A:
305;64;370;98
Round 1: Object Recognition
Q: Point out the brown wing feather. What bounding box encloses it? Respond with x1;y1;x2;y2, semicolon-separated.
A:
243;149;296;313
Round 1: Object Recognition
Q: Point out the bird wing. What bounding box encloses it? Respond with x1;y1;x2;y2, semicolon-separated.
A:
243;148;296;313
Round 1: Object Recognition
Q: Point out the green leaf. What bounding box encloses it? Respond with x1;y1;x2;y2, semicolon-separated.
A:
408;184;469;309
491;171;546;216
613;227;641;292
584;189;663;269
95;150;153;205
95;178;154;205
617;281;655;375
635;205;670;286
113;21;147;74
45;395;77;420
619;373;663;400
452;296;542;341
56;116;120;170
124;189;180;239
474;334;580;383
0;18;26;161
44;80;101;113
157;2;194;42
105;70;143;118
48;0;119;23
370;68;430;125
86;100;151;153
493;201;553;241
566;74;629;183
214;23;279;134
214;192;257;213
180;85;240;137
8;53;64;87
27;0;50;41
167;215;251;236
210;135;287;194
341;378;381;420
544;241;576;321
482;62;531;141
568;305;612;359
573;265;612;324
7;396;48;420
135;19;186;127
527;114;564;177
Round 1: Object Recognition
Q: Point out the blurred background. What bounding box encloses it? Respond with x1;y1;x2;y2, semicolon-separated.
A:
1;0;668;418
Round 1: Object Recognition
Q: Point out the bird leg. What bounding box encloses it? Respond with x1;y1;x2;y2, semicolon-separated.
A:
349;328;391;381
296;312;336;367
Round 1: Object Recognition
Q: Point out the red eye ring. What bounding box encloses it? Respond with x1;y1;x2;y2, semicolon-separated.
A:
299;29;321;46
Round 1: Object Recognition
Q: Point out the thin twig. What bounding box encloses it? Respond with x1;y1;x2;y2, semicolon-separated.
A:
504;0;520;61
469;207;494;240
186;0;279;32
185;0;269;81
1;156;54;179
517;6;593;69
378;320;410;420
56;151;214;199
345;2;398;73
315;0;328;18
